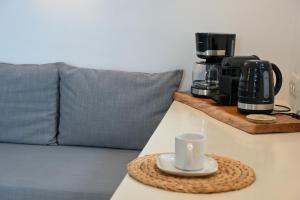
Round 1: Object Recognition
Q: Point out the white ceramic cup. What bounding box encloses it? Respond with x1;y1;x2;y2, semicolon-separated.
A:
174;133;206;171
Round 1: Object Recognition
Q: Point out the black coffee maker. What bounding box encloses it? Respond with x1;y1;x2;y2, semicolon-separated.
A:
191;33;236;99
191;33;259;105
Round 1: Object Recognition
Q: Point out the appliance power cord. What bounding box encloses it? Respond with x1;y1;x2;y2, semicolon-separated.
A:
271;104;300;120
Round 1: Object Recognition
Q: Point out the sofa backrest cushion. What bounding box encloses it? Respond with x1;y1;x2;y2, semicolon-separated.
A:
58;64;183;150
0;63;59;145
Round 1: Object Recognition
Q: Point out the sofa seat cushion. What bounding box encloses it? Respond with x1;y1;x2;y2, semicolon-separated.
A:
0;143;139;200
0;63;59;145
58;63;183;150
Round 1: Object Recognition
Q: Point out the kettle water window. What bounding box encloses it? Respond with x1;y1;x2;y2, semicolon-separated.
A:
263;71;270;99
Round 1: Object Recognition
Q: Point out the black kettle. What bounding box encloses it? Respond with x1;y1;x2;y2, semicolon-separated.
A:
237;60;282;114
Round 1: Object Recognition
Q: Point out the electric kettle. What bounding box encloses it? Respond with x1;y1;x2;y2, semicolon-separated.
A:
237;60;282;114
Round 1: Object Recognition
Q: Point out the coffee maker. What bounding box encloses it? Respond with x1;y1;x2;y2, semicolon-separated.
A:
191;33;259;105
191;33;236;101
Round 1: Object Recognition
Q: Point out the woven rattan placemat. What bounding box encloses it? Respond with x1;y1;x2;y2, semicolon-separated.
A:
127;154;256;193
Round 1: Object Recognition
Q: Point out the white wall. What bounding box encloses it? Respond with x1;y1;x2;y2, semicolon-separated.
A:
294;1;300;76
288;0;300;112
0;0;298;101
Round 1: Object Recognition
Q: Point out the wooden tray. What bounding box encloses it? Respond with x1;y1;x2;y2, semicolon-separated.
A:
174;92;300;134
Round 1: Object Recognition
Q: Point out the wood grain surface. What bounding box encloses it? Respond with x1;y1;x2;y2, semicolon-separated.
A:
174;92;300;134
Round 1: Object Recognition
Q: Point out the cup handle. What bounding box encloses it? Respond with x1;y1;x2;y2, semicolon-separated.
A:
186;143;194;165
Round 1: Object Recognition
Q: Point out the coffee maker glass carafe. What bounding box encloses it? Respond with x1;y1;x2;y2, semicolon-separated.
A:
192;62;220;96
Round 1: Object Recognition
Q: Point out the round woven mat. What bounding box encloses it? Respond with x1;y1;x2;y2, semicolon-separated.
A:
127;154;256;193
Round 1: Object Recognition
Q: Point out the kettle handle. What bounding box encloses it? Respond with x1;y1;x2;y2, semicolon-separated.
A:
271;63;282;95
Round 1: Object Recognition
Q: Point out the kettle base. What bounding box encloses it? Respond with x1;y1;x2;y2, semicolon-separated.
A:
237;108;273;115
237;102;274;114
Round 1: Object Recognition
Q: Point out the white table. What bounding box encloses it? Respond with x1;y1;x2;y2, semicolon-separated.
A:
112;101;300;200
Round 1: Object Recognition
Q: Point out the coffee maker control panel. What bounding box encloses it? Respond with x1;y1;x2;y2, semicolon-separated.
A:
195;33;236;60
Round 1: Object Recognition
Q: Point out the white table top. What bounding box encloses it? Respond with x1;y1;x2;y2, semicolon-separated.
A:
112;101;300;200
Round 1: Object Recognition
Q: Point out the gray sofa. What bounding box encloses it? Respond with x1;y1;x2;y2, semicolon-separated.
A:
0;62;183;200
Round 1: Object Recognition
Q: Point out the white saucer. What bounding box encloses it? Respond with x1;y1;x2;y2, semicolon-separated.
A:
156;153;218;177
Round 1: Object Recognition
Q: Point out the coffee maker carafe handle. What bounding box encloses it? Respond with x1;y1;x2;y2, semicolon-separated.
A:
271;63;282;95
